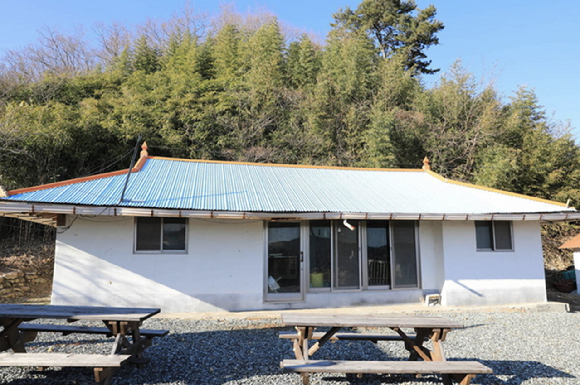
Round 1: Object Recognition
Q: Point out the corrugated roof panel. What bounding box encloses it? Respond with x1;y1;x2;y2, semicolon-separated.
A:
3;157;573;215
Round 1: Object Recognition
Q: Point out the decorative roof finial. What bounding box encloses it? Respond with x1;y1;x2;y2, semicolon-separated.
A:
140;141;149;158
422;156;431;171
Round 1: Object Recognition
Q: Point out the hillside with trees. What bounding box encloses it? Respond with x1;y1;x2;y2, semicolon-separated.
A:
0;1;578;290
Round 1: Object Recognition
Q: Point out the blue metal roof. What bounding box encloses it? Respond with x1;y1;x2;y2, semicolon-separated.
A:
2;157;571;215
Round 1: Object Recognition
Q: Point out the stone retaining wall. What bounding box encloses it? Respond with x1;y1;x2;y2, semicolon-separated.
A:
0;270;47;299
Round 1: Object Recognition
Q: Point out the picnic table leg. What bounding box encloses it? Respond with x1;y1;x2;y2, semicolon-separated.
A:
430;329;447;361
129;323;150;366
293;327;311;360
104;320;150;365
94;367;117;385
391;327;432;362
409;328;433;361
308;327;341;356
294;327;311;385
0;318;26;353
428;328;454;385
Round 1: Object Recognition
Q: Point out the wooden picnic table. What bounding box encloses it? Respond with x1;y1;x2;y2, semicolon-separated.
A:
0;304;166;384
280;312;491;385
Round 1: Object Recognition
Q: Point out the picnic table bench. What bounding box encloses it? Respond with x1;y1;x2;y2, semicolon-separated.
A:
19;323;168;339
282;360;492;385
279;313;492;385
0;304;167;384
0;352;130;384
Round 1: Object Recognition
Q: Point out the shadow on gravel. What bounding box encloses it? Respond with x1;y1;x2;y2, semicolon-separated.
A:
478;359;575;384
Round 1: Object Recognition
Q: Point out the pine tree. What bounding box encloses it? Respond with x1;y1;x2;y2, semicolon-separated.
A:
333;0;443;75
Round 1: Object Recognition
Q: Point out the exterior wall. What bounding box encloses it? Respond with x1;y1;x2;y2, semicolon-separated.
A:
418;221;445;295
53;216;265;312
440;221;547;306
52;216;546;312
52;216;437;313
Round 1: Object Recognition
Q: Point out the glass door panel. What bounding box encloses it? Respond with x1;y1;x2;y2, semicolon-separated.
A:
309;220;331;288
267;222;302;300
392;221;418;288
334;221;360;289
367;221;391;287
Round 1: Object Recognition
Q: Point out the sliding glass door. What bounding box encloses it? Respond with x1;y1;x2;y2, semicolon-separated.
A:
266;222;304;301
334;221;360;289
265;220;419;302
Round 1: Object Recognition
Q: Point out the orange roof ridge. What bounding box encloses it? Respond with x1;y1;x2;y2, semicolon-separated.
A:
424;170;570;208
8;155;149;196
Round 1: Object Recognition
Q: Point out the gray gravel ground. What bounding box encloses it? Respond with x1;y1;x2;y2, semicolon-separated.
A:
0;311;579;385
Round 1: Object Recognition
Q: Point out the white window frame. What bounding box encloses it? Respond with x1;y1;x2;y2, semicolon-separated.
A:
475;221;514;252
134;217;188;254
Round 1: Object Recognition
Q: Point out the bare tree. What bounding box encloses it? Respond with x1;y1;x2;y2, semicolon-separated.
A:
3;26;95;81
138;2;208;51
94;21;132;66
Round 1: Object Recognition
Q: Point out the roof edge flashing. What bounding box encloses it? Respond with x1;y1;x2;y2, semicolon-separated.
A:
7;156;150;197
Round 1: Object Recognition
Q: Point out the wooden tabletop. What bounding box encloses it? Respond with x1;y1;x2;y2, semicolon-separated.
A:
0;304;160;322
282;313;464;329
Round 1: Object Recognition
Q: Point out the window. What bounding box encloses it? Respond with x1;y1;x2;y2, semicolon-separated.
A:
135;217;187;253
306;220;419;291
475;221;513;251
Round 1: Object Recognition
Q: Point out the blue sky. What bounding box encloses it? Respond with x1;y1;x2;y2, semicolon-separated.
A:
1;1;579;139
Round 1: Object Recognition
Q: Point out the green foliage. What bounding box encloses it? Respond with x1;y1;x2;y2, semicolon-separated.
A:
416;61;503;180
361;57;424;167
286;35;321;89
473;86;580;206
133;35;160;74
0;2;578;213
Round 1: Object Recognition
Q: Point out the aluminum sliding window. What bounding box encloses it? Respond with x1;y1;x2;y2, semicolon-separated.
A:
135;217;187;253
475;221;513;251
305;220;419;291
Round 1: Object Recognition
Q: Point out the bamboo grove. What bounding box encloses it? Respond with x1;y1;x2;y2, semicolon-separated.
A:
1;1;579;209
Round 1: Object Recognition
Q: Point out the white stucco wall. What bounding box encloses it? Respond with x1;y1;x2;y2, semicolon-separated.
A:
53;216;436;312
53;217;266;312
52;216;547;312
418;221;445;295
440;221;547;306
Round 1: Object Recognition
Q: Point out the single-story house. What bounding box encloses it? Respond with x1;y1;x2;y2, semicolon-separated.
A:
1;144;579;313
